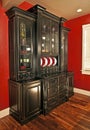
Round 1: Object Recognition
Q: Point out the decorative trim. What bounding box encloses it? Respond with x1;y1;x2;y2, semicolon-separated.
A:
0;108;9;118
74;88;90;96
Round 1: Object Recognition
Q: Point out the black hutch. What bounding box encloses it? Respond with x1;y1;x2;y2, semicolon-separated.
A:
6;5;74;124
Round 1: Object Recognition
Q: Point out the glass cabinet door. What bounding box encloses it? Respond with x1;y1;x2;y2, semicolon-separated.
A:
41;16;59;55
40;16;59;75
19;18;33;72
51;21;59;54
60;28;68;72
41;17;50;54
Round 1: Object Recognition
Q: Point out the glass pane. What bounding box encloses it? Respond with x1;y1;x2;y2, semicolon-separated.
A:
19;55;31;70
20;22;26;45
19;19;32;71
51;22;59;54
41;17;50;53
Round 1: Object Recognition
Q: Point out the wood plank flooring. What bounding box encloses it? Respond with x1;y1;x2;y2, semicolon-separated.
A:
0;93;90;130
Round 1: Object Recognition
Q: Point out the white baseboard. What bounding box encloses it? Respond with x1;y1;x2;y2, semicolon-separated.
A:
0;88;90;118
0;108;9;118
74;88;90;96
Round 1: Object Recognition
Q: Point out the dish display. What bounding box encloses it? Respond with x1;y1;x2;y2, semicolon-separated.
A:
40;57;57;67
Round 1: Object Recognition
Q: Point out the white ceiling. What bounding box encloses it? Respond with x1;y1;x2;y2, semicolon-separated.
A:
2;0;90;20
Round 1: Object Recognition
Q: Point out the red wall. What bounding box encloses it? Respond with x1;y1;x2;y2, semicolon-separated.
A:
65;14;90;91
18;1;33;10
0;6;9;110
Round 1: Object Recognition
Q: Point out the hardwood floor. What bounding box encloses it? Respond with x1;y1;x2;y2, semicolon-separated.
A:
0;93;90;130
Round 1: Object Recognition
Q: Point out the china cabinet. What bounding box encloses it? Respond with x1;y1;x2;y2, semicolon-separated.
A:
6;5;74;124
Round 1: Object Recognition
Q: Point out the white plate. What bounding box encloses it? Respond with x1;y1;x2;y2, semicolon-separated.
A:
41;57;48;67
47;57;53;66
43;57;48;67
52;57;57;66
40;58;43;66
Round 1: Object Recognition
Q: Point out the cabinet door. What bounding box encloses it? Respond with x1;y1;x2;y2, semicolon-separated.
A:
41;16;50;54
59;74;67;104
47;77;58;98
23;81;41;117
9;14;35;81
19;19;32;71
41;16;59;55
67;72;74;98
40;15;60;76
17;17;35;81
42;76;59;114
9;80;22;114
50;21;59;55
47;77;59;111
60;27;69;72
